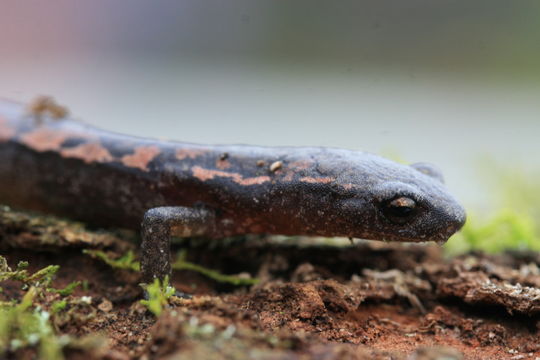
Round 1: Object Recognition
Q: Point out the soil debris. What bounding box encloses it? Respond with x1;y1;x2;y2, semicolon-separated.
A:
437;263;540;315
0;207;539;359
0;206;133;253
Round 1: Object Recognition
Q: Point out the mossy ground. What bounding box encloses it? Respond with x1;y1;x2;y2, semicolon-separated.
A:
0;205;539;360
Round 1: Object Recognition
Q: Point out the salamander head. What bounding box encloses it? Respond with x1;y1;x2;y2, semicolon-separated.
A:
302;152;466;243
349;179;465;243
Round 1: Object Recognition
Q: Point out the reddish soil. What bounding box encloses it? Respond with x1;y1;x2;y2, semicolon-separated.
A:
1;208;539;360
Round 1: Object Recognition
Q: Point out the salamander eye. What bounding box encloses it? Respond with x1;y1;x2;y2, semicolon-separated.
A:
381;196;417;224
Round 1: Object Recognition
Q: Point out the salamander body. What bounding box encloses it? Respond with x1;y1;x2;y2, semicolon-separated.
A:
0;98;466;282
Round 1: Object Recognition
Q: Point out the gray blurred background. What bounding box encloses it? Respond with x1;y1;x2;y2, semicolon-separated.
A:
1;1;540;208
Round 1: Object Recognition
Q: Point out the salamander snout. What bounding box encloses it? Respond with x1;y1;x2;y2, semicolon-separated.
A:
436;201;466;241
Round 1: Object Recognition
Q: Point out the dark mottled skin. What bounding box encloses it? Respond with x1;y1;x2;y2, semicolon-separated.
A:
0;99;466;282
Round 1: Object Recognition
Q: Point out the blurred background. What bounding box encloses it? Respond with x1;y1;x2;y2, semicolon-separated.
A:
1;0;540;217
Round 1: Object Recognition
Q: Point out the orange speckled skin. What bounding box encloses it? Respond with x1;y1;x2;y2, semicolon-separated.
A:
0;99;465;265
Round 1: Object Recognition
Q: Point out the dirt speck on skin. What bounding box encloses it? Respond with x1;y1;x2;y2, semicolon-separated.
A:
1;208;540;360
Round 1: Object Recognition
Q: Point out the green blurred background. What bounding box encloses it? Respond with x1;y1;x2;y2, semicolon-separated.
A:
1;1;539;251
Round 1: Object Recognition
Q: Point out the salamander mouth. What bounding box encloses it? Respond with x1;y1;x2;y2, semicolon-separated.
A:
359;208;466;243
439;211;466;240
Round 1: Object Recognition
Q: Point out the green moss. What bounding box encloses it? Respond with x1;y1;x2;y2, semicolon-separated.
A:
81;280;89;292
0;258;62;357
0;287;65;360
140;276;176;316
445;209;539;255
445;163;540;255
172;250;259;286
50;281;81;297
50;300;68;314
0;255;102;359
82;249;140;271
84;248;259;286
0;257;59;288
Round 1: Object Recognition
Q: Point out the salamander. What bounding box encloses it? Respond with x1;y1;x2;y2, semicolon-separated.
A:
0;97;466;283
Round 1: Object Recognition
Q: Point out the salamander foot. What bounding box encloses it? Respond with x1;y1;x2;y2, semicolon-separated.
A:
140;206;215;284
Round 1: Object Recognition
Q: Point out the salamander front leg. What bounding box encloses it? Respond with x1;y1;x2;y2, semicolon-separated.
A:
140;206;215;284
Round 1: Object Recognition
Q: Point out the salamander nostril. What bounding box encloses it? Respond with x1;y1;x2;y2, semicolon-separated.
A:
456;208;467;230
447;208;466;236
